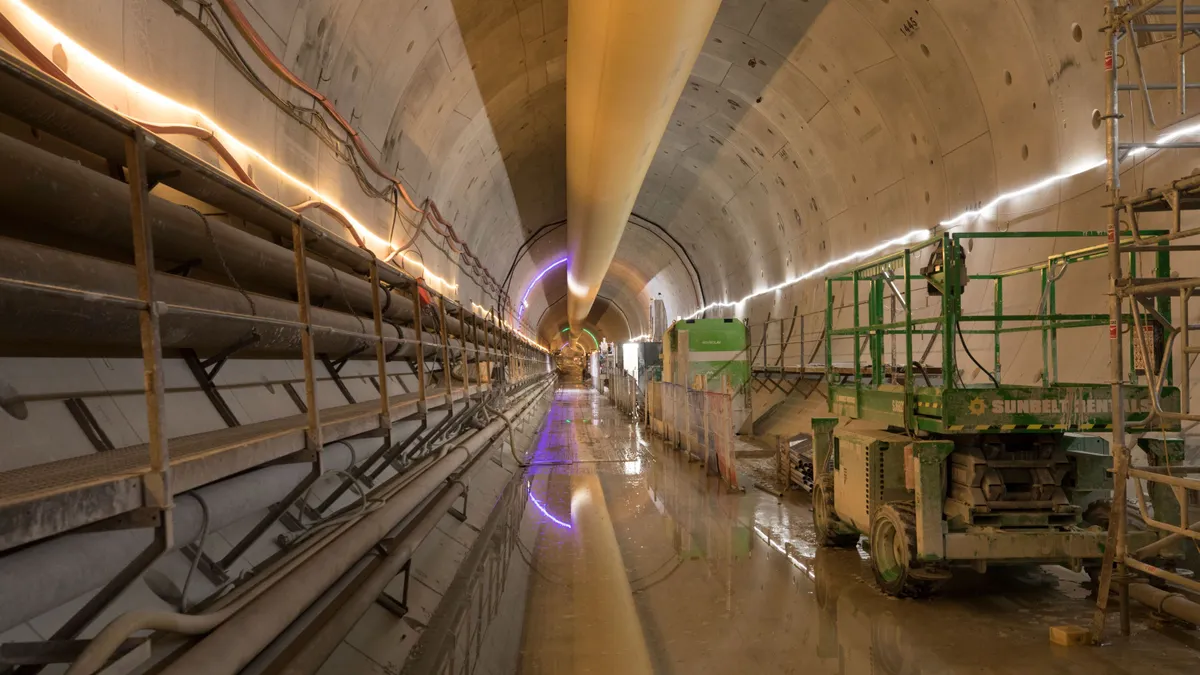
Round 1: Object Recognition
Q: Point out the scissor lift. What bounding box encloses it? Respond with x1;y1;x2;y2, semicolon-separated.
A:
812;231;1175;597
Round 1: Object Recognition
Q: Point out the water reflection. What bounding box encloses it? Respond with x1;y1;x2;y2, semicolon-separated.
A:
405;386;1198;675
527;479;571;529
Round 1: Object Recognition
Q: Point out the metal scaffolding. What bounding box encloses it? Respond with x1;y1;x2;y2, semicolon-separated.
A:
0;47;549;672
1092;0;1200;642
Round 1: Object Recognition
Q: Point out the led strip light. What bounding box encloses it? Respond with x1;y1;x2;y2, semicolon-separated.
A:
559;325;600;349
517;257;567;320
0;0;459;292
684;227;931;318
682;115;1200;319
21;0;1194;337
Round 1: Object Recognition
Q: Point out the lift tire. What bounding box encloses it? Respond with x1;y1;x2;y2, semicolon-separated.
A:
1082;499;1147;531
1083;500;1147;585
869;502;944;598
813;475;859;548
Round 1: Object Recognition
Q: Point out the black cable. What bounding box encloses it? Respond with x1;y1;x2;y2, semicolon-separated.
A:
910;361;932;388
626;553;681;586
632;556;686;594
386;187;400;246
956;319;1000;388
184;205;258;316
162;0;504;299
179;493;210;612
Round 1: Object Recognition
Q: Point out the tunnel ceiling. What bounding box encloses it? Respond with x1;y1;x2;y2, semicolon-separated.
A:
11;0;1186;346
467;0;1125;342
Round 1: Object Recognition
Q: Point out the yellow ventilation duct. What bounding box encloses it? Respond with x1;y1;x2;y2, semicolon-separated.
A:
565;0;721;330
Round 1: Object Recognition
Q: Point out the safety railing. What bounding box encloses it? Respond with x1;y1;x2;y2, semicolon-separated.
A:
0;48;551;669
823;230;1163;393
746;308;827;374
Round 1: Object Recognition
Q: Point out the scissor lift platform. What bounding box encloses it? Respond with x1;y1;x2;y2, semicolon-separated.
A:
812;232;1177;597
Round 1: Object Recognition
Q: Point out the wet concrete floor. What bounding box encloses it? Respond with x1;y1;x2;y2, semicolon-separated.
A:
478;386;1199;674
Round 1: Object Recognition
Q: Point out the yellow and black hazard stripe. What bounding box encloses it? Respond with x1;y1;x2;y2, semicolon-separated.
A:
945;423;1114;432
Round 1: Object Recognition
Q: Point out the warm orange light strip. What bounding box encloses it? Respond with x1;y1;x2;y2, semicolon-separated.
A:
0;0;458;292
470;302;548;351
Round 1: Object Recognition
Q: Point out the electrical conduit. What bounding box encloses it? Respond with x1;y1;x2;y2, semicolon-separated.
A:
64;377;554;675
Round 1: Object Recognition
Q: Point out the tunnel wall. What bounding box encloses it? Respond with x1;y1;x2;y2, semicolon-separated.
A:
6;0;1200;418
645;1;1200;412
8;0;1200;363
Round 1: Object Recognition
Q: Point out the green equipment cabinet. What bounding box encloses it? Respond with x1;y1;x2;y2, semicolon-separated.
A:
662;317;750;427
812;231;1178;597
662;317;749;390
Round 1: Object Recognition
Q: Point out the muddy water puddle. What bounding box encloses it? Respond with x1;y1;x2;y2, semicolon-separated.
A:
410;386;1198;675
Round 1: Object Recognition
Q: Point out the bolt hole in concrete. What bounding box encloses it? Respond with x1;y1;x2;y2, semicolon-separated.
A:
920;43;930;57
1005;70;1013;86
1022;144;1030;160
1072;22;1084;43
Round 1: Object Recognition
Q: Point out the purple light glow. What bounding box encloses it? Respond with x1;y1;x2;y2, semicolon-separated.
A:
518;257;568;319
527;480;572;529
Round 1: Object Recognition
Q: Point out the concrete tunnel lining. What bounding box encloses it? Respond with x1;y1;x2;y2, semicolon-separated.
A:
4;0;1192;350
5;0;1200;670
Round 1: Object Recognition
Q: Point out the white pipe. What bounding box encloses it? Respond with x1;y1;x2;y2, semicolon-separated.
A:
564;0;721;328
1128;582;1200;624
65;379;553;675
0;414;439;633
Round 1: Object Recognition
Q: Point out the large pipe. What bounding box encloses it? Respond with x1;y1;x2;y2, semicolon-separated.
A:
0;412;443;632
0;236;467;360
135;380;554;675
276;483;465;674
245;379;553;675
272;390;555;674
0;132;495;348
1128;582;1200;625
564;0;721;328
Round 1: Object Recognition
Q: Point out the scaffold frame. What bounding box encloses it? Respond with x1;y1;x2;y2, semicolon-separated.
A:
1092;0;1200;643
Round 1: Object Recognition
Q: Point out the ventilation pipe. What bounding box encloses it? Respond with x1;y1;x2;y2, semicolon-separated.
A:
565;0;721;330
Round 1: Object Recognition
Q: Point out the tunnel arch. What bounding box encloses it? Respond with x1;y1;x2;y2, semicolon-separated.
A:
504;216;705;342
9;0;1200;378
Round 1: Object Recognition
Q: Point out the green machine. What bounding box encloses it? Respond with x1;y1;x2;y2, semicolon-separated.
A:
813;231;1180;597
663;317;750;431
662;318;749;391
